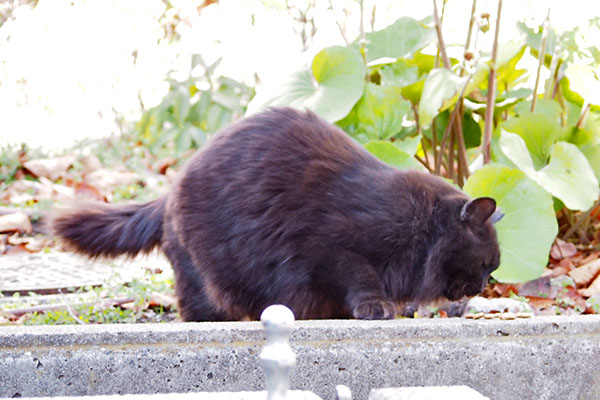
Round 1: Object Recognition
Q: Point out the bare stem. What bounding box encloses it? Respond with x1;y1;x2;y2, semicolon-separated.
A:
358;0;368;73
432;115;439;172
532;10;550;112
455;101;470;182
464;0;477;56
59;289;86;325
415;155;433;172
545;43;561;99
328;0;349;45
435;115;454;175
433;0;451;69
370;3;376;31
482;0;503;164
576;101;591;129
412;103;431;170
448;124;455;181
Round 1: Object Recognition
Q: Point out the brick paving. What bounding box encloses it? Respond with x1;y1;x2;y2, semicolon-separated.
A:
0;251;152;295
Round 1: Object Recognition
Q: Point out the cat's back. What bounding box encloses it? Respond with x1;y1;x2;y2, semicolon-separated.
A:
194;107;367;171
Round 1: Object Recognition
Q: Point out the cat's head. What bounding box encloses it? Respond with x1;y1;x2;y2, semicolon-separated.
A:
422;197;503;302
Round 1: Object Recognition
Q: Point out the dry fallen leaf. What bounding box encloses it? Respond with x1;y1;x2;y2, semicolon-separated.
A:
569;259;600;286
5;244;30;254
579;274;600;297
23;155;75;181
518;275;557;299
526;297;555;309
550;238;578;260
80;154;103;175
85;168;138;197
0;212;32;234
492;283;521;297
74;182;105;201
549;265;570;278
577;252;600;266
150;292;177;308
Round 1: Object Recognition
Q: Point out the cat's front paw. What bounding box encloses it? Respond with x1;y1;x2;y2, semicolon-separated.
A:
353;300;397;320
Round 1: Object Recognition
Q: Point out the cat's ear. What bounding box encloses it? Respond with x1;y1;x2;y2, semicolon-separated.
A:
460;197;497;225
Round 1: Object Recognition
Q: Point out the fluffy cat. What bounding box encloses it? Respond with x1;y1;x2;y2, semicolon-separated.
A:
52;107;502;321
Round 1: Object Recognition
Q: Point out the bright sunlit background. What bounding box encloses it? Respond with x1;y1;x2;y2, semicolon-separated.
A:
1;0;599;150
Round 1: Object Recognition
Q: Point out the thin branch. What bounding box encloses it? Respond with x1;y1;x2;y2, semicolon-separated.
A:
532;10;551;112
483;0;503;164
453;2;477;183
432;115;439;171
433;0;451;70
563;198;600;240
415;155;433;172
58;289;85;325
545;43;562;99
435;112;456;175
370;3;376;31
327;0;349;45
448;124;455;181
576;101;591;129
464;0;477;56
412;103;431;170
358;0;368;72
434;74;474;175
455;101;470;182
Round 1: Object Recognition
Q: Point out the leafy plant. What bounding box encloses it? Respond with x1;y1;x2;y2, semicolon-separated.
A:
247;3;600;284
137;56;254;158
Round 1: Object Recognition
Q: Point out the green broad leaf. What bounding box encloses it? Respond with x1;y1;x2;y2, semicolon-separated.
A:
499;88;533;102
401;78;425;105
407;52;459;76
175;126;192;154
337;83;410;142
464;164;557;283
575;137;600;183
535;142;599;211
172;86;191;127
498;130;536;175
565;64;600;105
471;42;525;95
514;99;563;122
494;41;526;70
463;111;482;149
499;131;599;211
184;125;207;148
379;59;420;88
517;21;558;60
495;44;527;93
418;68;467;127
364;141;425;171
364;17;435;62
501;111;567;169
570;113;600;181
423;110;448;142
393;135;421;156
421;110;479;148
246;46;366;122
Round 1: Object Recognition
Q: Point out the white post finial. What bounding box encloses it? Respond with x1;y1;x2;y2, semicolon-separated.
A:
335;385;352;400
259;304;297;400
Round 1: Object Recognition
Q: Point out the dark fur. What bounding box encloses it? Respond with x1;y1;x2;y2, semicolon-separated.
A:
52;108;501;321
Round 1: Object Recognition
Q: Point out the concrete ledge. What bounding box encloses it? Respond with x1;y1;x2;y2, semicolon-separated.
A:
2;316;600;400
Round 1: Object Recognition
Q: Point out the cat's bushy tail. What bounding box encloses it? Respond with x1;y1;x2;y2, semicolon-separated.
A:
51;197;166;258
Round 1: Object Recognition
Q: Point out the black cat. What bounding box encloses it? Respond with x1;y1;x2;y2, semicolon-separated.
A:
52;107;502;321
